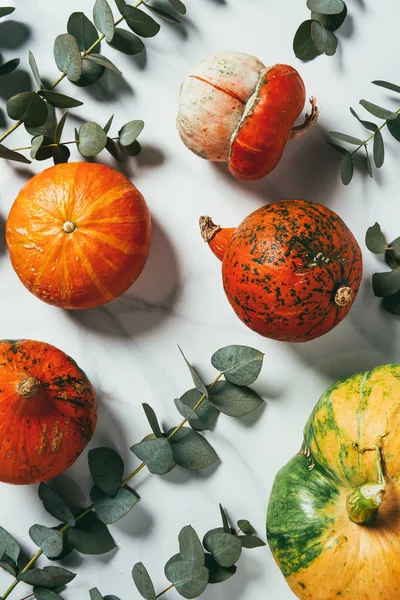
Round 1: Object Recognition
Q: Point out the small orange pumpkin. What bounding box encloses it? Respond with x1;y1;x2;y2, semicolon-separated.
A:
6;162;151;309
0;339;97;485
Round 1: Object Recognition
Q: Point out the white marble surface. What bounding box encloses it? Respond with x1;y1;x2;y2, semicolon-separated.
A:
0;0;399;598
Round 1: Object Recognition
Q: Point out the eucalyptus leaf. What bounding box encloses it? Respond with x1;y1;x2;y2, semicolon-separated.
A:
54;111;68;145
211;345;264;386
39;90;83;109
310;4;347;31
0;58;20;77
165;561;209;599
29;51;42;87
209;381;264;417
179;526;204;564
178;389;219;431
86;53;122;75
205;555;236;584
115;0;127;12
145;5;181;24
329;131;364;145
365;146;373;178
0;7;14;18
131;437;175;475
293;20;321;61
104;596;121;600
104;114;114;134
68;12;99;51
372;80;400;94
340;151;353;185
387;115;400;142
373;129;384;168
119;120;144;146
53;145;70;165
311;21;338;55
6;91;47;127
359;100;398;121
327;141;347;155
35;137;54;161
306;0;345;13
382;291;400;315
349;107;377;132
168;0;186;14
142;403;163;438
89;589;103;600
53;34;82;82
203;532;241;568
18;567;76;589
29;525;63;559
164;553;182;572
74;58;105;87
107;28;144;55
372;270;400;297
238;535;266;548
93;0;115;42
121;139;141;156
91;485;139;524
30;135;45;160
0;552;17;577
33;588;62;600
237;519;255;535
78;122;108;157
68;512;116;555
0;527;20;564
174;397;200;423
385;237;400;269
169;427;219;470
0;144;31;164
25;102;56;137
179;346;208;397
132;563;157;600
47;533;74;562
121;5;161;37
220;504;230;534
88;447;124;496
105;137;123;161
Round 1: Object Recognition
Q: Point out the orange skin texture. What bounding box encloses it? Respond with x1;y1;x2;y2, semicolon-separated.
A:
208;200;362;342
6;162;151;309
229;65;306;180
0;340;97;485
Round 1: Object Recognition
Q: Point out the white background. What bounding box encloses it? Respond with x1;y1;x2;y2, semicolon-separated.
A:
0;0;399;598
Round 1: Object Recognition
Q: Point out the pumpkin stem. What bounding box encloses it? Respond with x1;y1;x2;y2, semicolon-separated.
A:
17;376;41;399
334;286;353;307
346;482;386;525
289;97;319;141
199;216;235;262
63;221;76;234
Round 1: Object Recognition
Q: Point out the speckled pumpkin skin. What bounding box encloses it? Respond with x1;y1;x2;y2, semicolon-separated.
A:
221;199;362;342
267;365;400;599
0;340;97;485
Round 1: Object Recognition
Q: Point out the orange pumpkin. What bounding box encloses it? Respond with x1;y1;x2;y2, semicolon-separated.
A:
0;339;97;485
6;162;151;309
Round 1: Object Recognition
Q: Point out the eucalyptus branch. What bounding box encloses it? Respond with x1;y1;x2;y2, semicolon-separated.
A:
0;345;265;599
365;223;400;315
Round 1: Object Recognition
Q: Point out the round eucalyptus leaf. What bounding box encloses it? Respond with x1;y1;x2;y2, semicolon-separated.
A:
0;526;20;563
0;58;20;77
372;270;400;297
168;427;219;470
386;237;400;269
34;137;54;161
164;553;182;573
18;566;76;588
373;129;384;168
365;223;387;255
165;560;209;599
168;0;187;15
237;519;255;535
88;447;124;496
93;0;115;42
72;57;105;87
132;563;157;600
208;381;264;417
179;525;204;564
211;345;264;386
68;12;99;51
30;135;45;160
306;0;345;14
86;53;122;75
78;122;107;157
340;151;353;185
91;485;139;524
310;21;338;55
131;437;175;475
53;145;70;165
68;512;116;555
145;5;181;24
39;89;83;108
387;115;400;142
107;28;144;55
205;555;236;584
178;389;219;431
121;5;161;37
6;91;47;127
121;139;141;156
53;34;82;82
359;100;398;121
293;20;321;61
29;525;63;559
311;4;347;31
383;291;400;315
203;532;242;568
33;587;63;600
25;102;56;137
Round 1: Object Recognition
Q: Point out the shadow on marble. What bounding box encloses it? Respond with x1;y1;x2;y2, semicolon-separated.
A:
92;392;134;460
236;401;267;429
131;45;147;71
149;3;199;41
0;68;32;100
84;69;134;103
0;20;30;50
0;215;7;256
113;501;153;537
202;553;266;600
67;218;180;338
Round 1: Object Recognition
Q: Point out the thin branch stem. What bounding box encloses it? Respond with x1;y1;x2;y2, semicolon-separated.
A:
2;550;42;599
350;108;400;157
156;583;175;598
11;137;120;152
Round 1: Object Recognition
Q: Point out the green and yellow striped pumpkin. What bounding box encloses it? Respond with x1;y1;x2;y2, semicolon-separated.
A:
267;365;400;599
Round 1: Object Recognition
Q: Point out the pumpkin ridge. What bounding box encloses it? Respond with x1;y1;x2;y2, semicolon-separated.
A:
71;237;115;303
188;75;247;105
31;235;65;289
77;183;135;221
77;227;145;255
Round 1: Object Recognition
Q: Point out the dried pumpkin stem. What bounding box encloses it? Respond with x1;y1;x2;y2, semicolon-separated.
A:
199;216;221;244
334;286;353;307
16;377;41;399
289;97;319;140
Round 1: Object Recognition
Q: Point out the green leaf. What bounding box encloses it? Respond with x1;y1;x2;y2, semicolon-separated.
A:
169;427;219;470
168;0;186;14
164;553;182;572
340;151;353;185
115;0;127;12
359;100;398;121
365;146;373;178
373;129;384;168
68;512;116;555
78;122;108;157
53;145;70;165
131;437;175;475
35;137;54;161
142;403;163;438
307;0;345;13
104;115;114;133
121;139;141;156
211;345;264;386
39;90;83;109
179;526;204;564
119;120;144;146
209;381;264;417
372;80;400;94
0;552;17;576
310;3;347;31
107;28;144;55
372;270;400;297
0;7;14;17
0;144;31;164
145;5;181;23
33;588;63;600
203;532;241;568
177;389;219;431
387;115;400;142
205;555;236;584
54;111;68;145
382;291;400;315
73;57;105;87
89;589;103;600
86;53;122;75
30;135;45;160
293;20;321;61
88;447;124;496
47;533;74;562
179;346;208;397
93;0;115;42
329;131;363;145
29;525;63;559
385;237;400;269
0;58;20;77
310;21;338;55
238;535;266;548
91;485;139;524
18;567;76;589
132;563;157;600
104;596;121;600
25;102;56;136
165;561;208;599
349;107;377;132
121;5;161;37
327;141;347;155
220;504;230;533
105;137;123;161
237;519;255;535
6;91;47;127
53;34;82;82
0;527;20;564
28;51;42;87
68;12;99;51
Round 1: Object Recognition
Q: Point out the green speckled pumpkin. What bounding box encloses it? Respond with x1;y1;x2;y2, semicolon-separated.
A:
267;364;400;599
